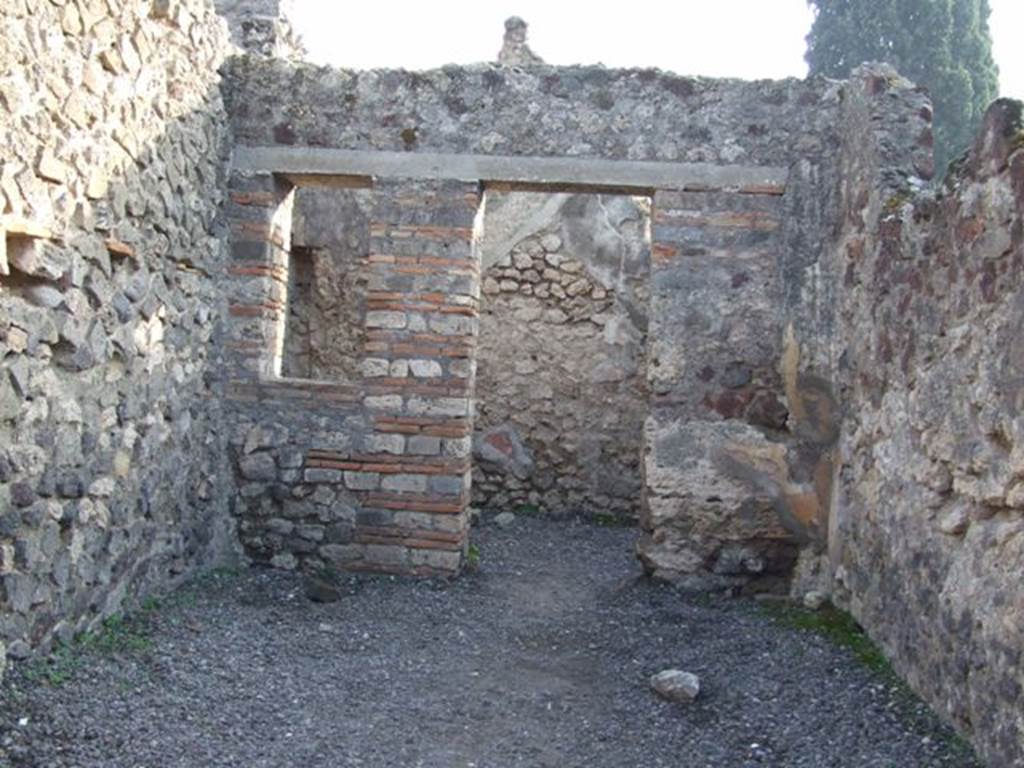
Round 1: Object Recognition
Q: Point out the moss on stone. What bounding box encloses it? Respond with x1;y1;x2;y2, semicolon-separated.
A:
761;601;894;676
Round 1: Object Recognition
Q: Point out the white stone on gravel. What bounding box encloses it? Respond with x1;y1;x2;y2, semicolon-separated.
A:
494;512;516;529
650;669;701;703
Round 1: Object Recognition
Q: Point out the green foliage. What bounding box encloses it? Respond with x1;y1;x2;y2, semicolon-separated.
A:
591;512;635;528
761;601;894;676
23;645;80;687
76;615;152;656
466;543;481;570
805;0;1000;174
24;614;152;687
17;567;239;688
762;601;981;762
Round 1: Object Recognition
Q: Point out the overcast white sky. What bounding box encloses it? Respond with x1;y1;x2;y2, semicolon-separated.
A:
290;0;1022;100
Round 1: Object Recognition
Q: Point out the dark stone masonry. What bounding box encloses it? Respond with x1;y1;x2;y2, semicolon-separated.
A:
0;1;1021;765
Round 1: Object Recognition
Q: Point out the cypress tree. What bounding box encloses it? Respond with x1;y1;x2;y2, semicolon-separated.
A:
805;0;999;176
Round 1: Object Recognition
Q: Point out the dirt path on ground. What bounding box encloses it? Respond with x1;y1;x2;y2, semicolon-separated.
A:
0;518;978;768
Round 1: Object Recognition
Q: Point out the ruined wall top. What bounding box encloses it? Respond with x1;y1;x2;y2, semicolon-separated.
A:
224;58;847;168
497;17;544;67
213;0;305;59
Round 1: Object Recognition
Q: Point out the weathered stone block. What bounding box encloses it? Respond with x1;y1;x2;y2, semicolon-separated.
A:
304;468;343;483
365;433;405;455
409;549;461;571
430;474;466;496
362;544;409;566
408;359;442;378
365;395;403;412
639;417;802;582
362;358;390;378
407;435;441;455
365;311;406;329
406;396;469;417
239;452;277;481
343;471;379;491
381;473;428;493
320;543;362;566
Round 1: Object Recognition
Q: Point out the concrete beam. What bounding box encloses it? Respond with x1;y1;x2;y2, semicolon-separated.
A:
232;146;788;194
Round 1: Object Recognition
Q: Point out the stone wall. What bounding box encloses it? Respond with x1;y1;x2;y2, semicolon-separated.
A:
212;0;304;58
640;184;804;588
224;177;479;576
817;71;1024;767
222;56;849;586
0;0;233;661
224;58;841;164
474;192;650;520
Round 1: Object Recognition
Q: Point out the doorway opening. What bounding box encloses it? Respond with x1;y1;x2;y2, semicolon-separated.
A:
473;188;652;524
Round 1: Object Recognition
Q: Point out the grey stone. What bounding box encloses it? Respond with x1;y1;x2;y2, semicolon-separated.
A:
233;146;788;194
270;552;298;570
721;362;753;389
305;575;343;603
474;424;533;480
239;452;277;481
10;482;35;509
304;468;343;483
430;475;465;496
650;669;701;703
494;512;516;529
407;435;441;456
938;506;970;536
803;591;828;611
24;285;65;309
382;474;428;493
497;16;544;66
343;472;379;491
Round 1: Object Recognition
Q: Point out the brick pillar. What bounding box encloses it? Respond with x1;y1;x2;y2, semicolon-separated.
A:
306;179;481;576
224;171;295;380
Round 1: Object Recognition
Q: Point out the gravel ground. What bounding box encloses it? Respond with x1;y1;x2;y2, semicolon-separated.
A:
0;518;980;768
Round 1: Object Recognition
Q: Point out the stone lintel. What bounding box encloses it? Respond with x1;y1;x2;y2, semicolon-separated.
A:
232;145;788;195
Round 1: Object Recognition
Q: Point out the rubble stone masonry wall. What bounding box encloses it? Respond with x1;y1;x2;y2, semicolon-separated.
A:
0;0;234;662
822;71;1024;768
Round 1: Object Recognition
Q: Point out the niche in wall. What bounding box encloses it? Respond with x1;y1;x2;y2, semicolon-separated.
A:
278;186;371;382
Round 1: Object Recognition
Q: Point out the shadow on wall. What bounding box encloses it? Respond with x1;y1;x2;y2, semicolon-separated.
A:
0;0;237;663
